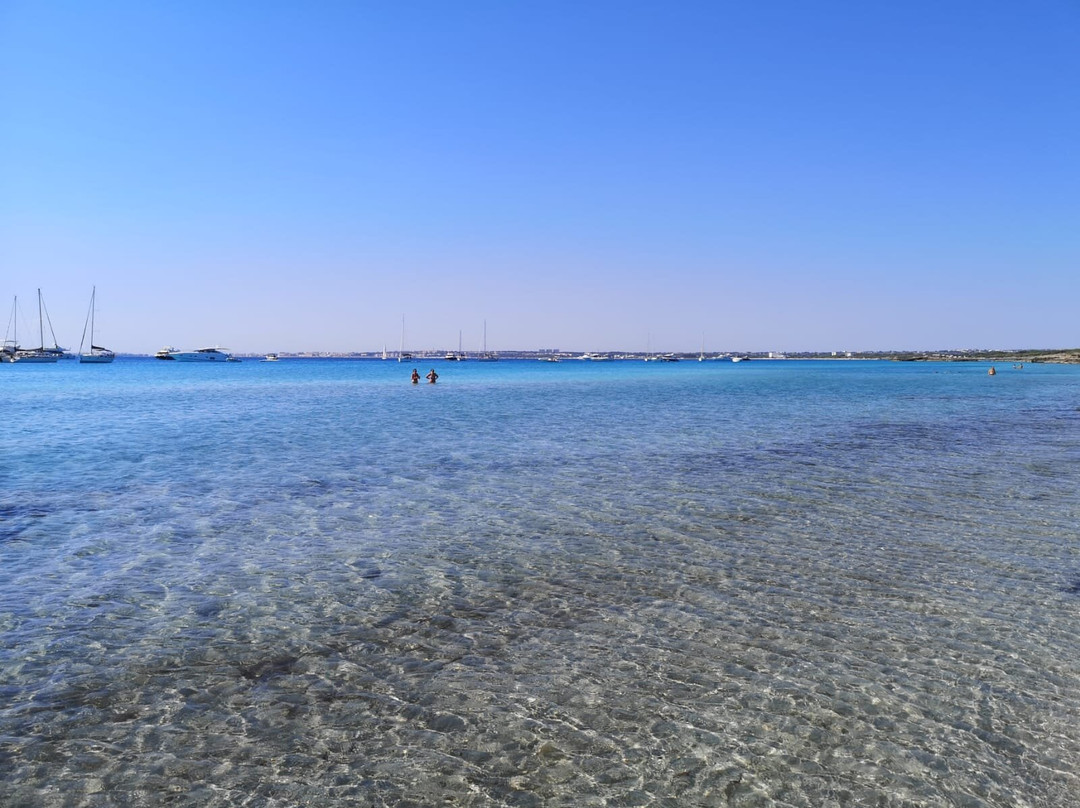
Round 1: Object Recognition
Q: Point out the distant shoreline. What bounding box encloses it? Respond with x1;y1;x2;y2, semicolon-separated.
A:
885;349;1080;364
114;349;1080;363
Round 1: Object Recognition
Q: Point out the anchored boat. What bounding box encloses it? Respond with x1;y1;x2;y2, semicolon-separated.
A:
78;287;115;364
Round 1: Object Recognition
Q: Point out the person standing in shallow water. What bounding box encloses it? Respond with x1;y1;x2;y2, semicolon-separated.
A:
426;368;438;384
410;368;420;384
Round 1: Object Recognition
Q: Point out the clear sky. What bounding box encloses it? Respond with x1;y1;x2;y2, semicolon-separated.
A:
2;1;1078;354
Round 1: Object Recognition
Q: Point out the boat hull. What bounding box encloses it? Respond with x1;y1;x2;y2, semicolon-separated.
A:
80;352;115;364
13;352;60;363
172;354;228;362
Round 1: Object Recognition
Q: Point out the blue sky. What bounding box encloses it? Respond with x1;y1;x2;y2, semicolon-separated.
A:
2;1;1078;354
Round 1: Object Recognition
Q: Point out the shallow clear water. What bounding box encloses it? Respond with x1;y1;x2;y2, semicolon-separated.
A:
2;357;1079;806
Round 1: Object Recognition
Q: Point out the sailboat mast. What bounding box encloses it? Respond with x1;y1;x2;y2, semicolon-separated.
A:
79;291;91;355
38;289;44;350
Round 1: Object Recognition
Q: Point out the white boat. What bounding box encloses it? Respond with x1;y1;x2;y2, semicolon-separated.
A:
262;353;279;362
2;296;20;362
445;332;464;360
78;286;115;364
154;346;177;360
477;320;498;361
9;350;58;363
397;315;411;362
5;291;65;363
168;347;233;362
444;330;466;361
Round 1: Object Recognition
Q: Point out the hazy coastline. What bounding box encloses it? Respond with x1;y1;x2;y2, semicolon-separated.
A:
105;348;1080;363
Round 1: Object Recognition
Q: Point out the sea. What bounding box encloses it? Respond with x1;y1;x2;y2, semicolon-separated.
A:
2;357;1079;807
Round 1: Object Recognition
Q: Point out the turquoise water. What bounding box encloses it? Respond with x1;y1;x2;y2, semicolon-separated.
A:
2;357;1079;806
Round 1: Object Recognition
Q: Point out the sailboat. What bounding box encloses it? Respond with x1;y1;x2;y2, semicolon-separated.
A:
9;290;64;363
477;320;498;361
397;315;413;362
1;296;18;362
445;330;465;360
78;286;115;364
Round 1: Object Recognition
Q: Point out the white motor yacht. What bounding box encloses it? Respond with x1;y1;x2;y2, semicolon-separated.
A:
169;347;233;362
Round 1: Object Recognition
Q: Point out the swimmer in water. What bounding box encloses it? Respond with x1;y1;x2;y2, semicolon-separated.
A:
411;368;420;384
426;368;439;384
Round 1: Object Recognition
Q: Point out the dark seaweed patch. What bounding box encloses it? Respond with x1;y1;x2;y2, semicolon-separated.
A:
0;504;48;520
193;597;228;618
0;503;48;542
237;655;302;683
347;560;383;579
1060;578;1080;596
